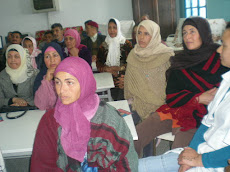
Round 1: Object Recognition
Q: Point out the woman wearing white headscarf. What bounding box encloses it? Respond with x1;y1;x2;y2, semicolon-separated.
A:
0;44;38;108
96;18;132;100
22;36;41;69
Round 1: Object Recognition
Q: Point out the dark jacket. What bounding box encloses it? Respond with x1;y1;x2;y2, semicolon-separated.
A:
81;34;106;56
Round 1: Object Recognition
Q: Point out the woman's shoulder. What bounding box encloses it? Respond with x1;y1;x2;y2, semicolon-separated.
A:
0;69;8;79
39;109;59;128
91;101;125;127
99;41;108;49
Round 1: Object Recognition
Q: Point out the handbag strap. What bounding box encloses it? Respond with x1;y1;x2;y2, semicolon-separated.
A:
6;110;28;119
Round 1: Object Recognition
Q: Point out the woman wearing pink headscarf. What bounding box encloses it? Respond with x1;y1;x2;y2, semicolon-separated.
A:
22;36;41;69
31;57;138;171
64;29;92;66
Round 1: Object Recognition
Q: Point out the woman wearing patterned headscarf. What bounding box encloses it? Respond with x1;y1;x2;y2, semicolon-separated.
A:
96;18;133;100
64;29;92;66
22;36;41;69
31;57;138;171
134;17;230;157
33;42;65;110
0;44;38;108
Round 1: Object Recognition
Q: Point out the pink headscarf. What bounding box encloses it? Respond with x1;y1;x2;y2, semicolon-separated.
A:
64;29;86;52
54;57;100;162
21;36;41;69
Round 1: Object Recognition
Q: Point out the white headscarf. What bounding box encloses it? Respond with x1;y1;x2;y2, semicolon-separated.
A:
105;18;126;66
5;44;33;84
21;36;41;69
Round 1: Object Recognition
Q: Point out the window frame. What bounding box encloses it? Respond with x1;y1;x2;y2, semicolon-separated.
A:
185;0;207;18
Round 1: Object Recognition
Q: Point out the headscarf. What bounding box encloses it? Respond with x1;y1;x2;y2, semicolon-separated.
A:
105;18;126;66
124;20;174;120
134;20;174;58
33;42;64;93
21;36;41;69
64;29;86;54
166;17;219;79
5;44;34;84
54;57;100;162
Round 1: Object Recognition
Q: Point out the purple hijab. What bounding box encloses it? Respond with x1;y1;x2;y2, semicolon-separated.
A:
54;57;100;162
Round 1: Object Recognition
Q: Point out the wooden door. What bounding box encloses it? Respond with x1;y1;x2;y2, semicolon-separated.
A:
132;0;177;39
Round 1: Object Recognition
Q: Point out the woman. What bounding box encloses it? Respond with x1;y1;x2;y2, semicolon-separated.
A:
124;20;174;157
34;42;65;110
138;28;230;172
22;36;41;69
64;29;92;66
30;57;138;171
96;18;132;100
0;44;38;108
124;20;174;122
134;17;230;157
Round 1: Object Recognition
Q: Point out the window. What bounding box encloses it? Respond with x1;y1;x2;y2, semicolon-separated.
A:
185;0;207;18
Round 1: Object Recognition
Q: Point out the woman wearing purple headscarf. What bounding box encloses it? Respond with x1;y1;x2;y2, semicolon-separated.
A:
64;29;92;66
30;57;138;172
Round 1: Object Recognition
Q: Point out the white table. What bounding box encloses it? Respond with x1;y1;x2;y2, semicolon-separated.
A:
0;110;45;159
107;100;138;140
94;72;115;101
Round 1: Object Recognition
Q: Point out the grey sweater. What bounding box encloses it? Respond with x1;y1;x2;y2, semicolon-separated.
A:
0;69;37;108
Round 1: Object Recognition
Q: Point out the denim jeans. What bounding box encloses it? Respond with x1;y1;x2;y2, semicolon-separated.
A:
138;152;180;172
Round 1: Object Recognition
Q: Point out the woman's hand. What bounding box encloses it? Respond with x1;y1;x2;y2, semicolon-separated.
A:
45;68;56;81
116;74;125;89
69;47;79;57
178;147;203;167
12;97;28;106
178;164;191;172
104;66;120;77
198;87;218;105
92;55;97;62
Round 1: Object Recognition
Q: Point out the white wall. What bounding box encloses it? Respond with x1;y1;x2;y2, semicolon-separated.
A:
0;0;133;45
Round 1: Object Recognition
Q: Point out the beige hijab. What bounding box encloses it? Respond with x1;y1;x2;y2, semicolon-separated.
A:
124;20;174;120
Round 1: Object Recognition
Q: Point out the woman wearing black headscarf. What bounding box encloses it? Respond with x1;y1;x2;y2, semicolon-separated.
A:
33;42;65;110
134;17;230;157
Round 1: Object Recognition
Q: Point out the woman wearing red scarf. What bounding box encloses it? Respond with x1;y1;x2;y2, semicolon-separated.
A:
134;17;230;157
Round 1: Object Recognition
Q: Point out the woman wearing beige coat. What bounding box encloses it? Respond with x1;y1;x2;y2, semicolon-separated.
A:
124;20;174;156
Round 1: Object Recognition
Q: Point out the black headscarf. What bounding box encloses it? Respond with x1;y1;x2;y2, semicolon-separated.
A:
33;42;65;94
166;17;219;79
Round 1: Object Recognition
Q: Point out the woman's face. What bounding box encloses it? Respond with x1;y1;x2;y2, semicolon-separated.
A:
108;22;118;38
44;50;61;69
23;39;33;55
182;25;202;50
7;51;21;69
55;72;81;105
137;26;152;48
217;29;230;68
64;35;76;49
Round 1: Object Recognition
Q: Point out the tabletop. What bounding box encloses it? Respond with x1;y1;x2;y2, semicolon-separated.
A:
93;72;114;91
0;110;45;158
